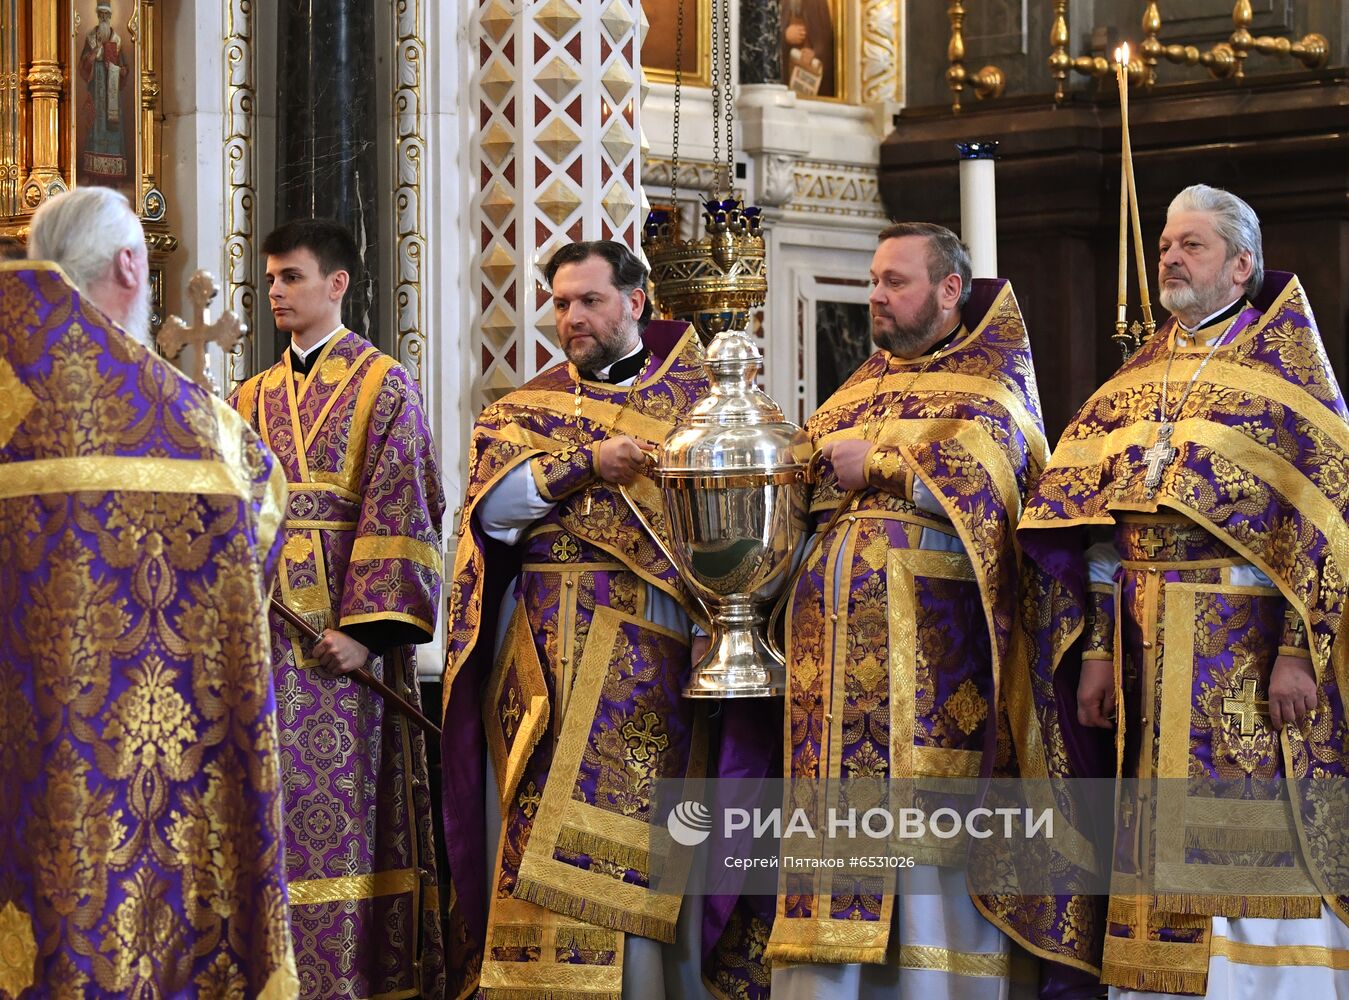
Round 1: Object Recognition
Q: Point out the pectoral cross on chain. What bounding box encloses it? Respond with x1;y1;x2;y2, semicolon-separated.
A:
158;270;247;396
1142;423;1177;496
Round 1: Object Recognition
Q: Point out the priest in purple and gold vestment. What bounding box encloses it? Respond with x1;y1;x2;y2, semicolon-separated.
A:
1;188;296;996
765;223;1104;999
443;240;724;1000
230;220;446;999
1020;185;1349;997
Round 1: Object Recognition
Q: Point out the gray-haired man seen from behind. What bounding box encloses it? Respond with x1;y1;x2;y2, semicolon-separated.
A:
27;186;153;346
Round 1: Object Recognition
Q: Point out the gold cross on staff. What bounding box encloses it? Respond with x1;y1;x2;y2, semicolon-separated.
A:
1222;676;1269;737
157;270;247;396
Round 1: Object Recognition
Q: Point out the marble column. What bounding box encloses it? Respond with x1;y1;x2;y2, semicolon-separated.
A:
275;0;380;356
469;0;644;411
740;0;783;86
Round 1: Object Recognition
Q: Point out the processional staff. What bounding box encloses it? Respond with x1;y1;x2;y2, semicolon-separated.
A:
158;270;246;395
269;595;443;739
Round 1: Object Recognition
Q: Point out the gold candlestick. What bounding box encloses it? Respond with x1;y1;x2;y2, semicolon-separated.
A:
947;1;1005;114
1049;0;1112;103
1112;43;1153;358
1113;48;1131;357
1119;43;1154;342
1229;0;1327;79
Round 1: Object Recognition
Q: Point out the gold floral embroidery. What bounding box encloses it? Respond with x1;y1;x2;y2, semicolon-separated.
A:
0;901;38;996
318;355;349;385
282;533;314;563
944;679;989;736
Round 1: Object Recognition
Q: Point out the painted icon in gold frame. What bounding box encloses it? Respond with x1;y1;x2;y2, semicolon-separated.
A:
642;0;711;87
70;0;140;198
781;0;842;100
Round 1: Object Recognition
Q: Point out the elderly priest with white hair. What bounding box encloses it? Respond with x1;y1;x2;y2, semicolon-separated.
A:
0;186;297;995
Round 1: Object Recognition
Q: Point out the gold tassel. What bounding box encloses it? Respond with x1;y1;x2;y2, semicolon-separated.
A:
512;877;676;944
1153;893;1321;919
1100;960;1209;995
554;826;652;874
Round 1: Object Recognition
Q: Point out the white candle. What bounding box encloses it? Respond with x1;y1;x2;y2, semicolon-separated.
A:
958;142;998;279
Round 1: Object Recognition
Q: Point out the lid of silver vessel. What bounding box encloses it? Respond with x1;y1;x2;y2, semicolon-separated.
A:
658;329;811;477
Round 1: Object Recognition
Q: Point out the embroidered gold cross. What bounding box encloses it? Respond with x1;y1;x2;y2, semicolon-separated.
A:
1137;527;1165;559
1222;677;1268;737
621;712;670;762
551;534;579;562
500;688;522;739
1142;424;1177;495
519;780;542;819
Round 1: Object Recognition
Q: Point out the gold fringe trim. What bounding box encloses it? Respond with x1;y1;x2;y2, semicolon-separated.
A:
1101;960;1208;995
555;825;650;874
554;925;621;954
491;925;544;950
512;877;676;944
481;990;620;1000
1106;896;1135;926
762;941;889;966
1152;893;1322;919
1106;896;1208;929
1183;825;1297;853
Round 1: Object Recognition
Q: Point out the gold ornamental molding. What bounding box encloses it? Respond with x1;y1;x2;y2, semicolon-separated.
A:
394;0;428;392
860;0;902;105
223;0;256;388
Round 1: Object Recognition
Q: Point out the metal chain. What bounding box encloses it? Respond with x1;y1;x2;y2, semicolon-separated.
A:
720;0;735;193
710;0;722;198
671;0;684;210
1157;312;1241;425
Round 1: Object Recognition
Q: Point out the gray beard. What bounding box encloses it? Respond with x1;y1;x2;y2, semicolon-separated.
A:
124;284;152;349
1158;267;1237;325
1158;282;1203;321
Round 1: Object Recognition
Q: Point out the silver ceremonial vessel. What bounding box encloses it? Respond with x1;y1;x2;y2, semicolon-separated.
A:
655;328;809;698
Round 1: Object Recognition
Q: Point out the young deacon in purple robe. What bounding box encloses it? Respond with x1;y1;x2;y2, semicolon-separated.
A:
443;241;731;999
766;223;1103;999
2;188;296;995
1020;185;1349;997
229;220;446;999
